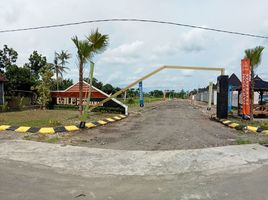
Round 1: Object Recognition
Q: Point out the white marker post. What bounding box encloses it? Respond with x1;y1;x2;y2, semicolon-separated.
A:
207;82;213;110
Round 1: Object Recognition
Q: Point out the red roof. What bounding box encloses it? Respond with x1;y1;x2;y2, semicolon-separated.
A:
51;81;108;99
0;76;7;82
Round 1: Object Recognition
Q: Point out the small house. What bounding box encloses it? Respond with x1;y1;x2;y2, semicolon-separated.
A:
51;81;128;115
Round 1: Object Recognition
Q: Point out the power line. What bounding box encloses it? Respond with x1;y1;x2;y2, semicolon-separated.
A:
0;18;267;39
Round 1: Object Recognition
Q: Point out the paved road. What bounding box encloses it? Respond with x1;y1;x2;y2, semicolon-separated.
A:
70;100;267;150
0;140;268;200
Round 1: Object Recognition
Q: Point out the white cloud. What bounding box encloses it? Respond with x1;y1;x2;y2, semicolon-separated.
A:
99;41;144;65
1;0;268;91
152;28;209;58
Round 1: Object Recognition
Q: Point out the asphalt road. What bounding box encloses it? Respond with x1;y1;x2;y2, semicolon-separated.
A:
70;100;267;150
1;159;267;200
0;141;267;200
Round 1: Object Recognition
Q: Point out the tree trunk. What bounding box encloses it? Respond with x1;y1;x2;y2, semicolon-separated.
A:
56;71;59;91
79;62;83;115
250;67;254;121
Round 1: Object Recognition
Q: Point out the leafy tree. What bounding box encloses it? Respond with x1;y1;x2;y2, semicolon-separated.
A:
24;51;47;79
149;90;163;98
84;77;103;89
35;65;53;109
102;84;114;94
4;65;36;95
127;88;139;98
244;46;265;120
50;78;73;90
0;45;18;73
53;50;71;91
177;89;187;99
72;29;108;115
114;87;121;92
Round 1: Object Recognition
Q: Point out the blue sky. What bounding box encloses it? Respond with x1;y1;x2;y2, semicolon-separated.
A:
0;0;268;91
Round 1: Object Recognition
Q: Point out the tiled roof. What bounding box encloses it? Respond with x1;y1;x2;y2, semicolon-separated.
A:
0;75;7;82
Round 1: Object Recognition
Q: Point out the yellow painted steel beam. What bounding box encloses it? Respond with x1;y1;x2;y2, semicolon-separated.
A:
164;65;225;75
89;65;224;112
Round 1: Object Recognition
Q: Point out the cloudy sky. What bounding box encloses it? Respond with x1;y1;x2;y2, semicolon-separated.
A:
1;0;268;91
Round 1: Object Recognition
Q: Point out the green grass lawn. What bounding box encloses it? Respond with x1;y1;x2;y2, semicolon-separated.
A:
0;110;116;127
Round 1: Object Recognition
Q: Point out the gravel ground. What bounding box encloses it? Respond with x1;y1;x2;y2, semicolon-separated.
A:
68;99;268;150
1;99;267;149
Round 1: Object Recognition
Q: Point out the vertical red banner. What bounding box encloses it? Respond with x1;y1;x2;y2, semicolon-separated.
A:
241;59;251;116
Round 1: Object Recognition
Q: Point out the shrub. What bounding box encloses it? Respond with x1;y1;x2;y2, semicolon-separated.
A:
0;102;9;112
127;98;135;104
48;119;62;126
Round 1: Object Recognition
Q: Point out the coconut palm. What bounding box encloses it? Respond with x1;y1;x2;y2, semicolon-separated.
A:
72;30;108;116
53;51;71;91
244;46;265;120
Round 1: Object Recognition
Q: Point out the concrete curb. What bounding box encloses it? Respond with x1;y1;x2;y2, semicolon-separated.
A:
0;115;127;134
211;116;268;135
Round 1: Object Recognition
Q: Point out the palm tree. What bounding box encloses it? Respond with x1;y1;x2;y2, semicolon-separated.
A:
84;29;109;116
72;36;93;115
244;46;265;120
72;30;108;116
53;51;71;91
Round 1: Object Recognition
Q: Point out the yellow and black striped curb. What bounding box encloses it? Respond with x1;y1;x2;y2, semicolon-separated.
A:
0;115;127;135
211;117;268;135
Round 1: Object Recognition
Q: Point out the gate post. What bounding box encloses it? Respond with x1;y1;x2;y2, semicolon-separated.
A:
207;82;213;110
217;75;229;119
139;81;144;107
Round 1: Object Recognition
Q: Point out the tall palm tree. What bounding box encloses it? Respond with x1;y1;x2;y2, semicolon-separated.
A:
72;30;109;117
53;50;71;91
244;46;264;120
84;29;109;116
72;36;93;115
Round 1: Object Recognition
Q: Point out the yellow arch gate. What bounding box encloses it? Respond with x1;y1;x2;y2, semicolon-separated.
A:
88;65;225;113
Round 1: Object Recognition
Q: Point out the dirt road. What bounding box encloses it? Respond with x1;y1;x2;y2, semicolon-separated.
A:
70;100;267;150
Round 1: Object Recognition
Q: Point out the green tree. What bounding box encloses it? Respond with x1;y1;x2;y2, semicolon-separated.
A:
84;77;103;89
102;84;114;94
244;46;265;120
127;88;139;98
53;50;71;91
51;78;73;90
72;29;108;115
0;45;18;73
5;65;36;95
149;90;164;98
36;65;53;109
24;51;47;79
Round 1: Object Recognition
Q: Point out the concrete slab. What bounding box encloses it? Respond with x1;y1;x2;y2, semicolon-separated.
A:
0;140;267;177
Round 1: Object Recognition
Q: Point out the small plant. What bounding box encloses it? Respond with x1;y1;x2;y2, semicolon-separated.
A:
18;97;25;111
48;119;62;126
46;137;59;143
127;98;135;104
0;102;9;112
235;138;252;145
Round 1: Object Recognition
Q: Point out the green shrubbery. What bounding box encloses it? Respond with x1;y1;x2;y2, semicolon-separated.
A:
127;98;135;104
0;102;9;112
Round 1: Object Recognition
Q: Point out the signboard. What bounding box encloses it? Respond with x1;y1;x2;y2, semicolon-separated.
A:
241;59;250;116
139;81;144;107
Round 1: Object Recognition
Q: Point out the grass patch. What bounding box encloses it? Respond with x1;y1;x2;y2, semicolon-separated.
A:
45;137;59;143
235;138;252;145
0;109;116;127
228;116;268;130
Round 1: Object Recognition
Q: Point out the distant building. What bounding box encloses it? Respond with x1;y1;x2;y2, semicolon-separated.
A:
50;81;128;115
0;75;7;105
